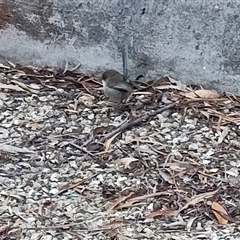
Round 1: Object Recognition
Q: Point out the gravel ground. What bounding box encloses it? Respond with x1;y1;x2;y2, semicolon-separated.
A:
0;65;240;239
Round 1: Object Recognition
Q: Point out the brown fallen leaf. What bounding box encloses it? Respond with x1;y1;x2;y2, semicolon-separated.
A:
217;127;229;144
30;122;39;131
107;192;134;213
168;76;189;90
146;190;218;219
115;199;145;210
5;59;16;68
200;110;210;120
0;82;25;92
104;132;120;152
81;81;95;95
0;92;7;100
213;116;222;131
93;126;108;135
11;79;39;94
146;209;179;218
132;91;153;95
158;169;174;184
91;222;131;237
184;89;220;99
155;85;186;91
115;192;170;210
180;189;218;212
78;94;95;107
211;202;228;225
0;224;12;235
0;63;10;69
0;151;9;164
53;175;97;196
94;133;119;155
117;157;139;169
0;144;34;154
208;109;239;123
116;234;137;240
186;217;198;232
94;220;129;232
16;65;39;75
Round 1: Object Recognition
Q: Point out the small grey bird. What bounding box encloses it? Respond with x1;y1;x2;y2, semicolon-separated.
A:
102;69;132;103
102;46;132;103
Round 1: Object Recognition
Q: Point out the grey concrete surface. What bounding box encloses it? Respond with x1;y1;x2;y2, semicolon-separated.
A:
0;0;239;94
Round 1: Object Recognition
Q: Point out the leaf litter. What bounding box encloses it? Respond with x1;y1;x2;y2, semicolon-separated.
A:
0;64;240;239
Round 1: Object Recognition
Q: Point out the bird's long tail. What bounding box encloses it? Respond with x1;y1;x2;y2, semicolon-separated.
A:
122;45;128;82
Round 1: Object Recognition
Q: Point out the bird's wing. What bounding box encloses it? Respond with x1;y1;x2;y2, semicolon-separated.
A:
114;82;132;92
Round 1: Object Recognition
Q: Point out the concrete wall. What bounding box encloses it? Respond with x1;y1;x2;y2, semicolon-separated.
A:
0;0;239;93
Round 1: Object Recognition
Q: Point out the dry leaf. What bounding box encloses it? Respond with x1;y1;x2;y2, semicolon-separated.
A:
217;127;229;144
92;220;129;233
155;85;186;91
132;91;153;96
11;71;27;78
184;90;220;99
0;92;7;100
0;224;12;235
180;189;218;212
0;63;10;69
0;82;25;92
116;234;137;240
53;176;94;196
104;133;120;152
79;94;94;107
115;192;170;210
186;217;197;232
117;157;139;169
30;122;39;131
5;59;16;68
211;202;228;225
29;83;42;90
0;144;34;154
208;109;238;123
165;162;195;171
99;220;129;231
93;126;107;135
165;75;188;91
146;209;179;218
115;199;145;209
158;169;174;184
146;190;218;218
107;192;134;213
11;80;39;94
200;110;210;120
